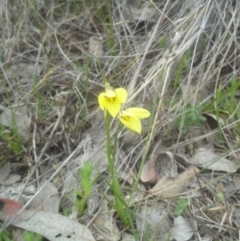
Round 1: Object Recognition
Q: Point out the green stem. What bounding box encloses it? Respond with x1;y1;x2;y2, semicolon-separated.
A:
112;123;121;164
105;111;114;177
104;111;127;224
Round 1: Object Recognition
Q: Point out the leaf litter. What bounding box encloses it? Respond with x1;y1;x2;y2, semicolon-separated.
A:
141;151;178;184
1;0;240;240
0;105;31;141
188;148;238;173
136;204;171;241
90;200;121;241
4;210;96;241
30;181;60;213
171;216;194;241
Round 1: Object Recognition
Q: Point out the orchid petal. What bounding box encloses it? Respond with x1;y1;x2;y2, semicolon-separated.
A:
98;93;106;110
98;87;128;118
124;108;150;119
106;99;121;118
115;88;128;103
119;113;142;133
105;88;116;98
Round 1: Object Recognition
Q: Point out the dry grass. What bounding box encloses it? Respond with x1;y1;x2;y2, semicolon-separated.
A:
0;0;240;240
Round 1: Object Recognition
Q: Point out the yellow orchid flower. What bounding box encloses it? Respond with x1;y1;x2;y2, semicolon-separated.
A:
98;86;128;118
119;108;151;134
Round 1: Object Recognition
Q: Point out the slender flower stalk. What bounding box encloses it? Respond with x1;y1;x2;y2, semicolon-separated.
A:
104;111;127;224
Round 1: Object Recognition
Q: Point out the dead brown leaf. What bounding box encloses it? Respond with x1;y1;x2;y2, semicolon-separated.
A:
149;166;199;197
141;151;177;184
